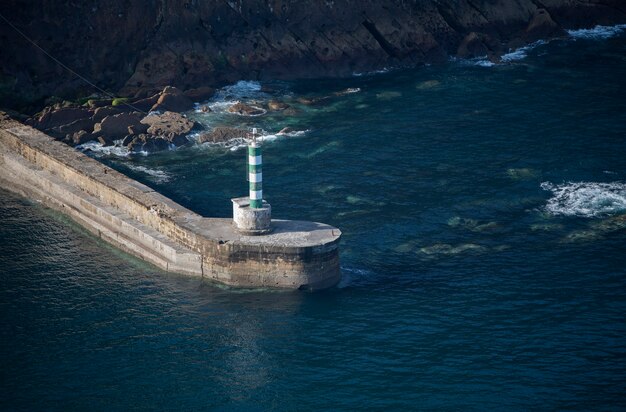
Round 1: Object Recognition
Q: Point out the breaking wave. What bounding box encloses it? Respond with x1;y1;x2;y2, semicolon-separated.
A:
191;129;309;152
353;67;390;77
541;181;626;217
568;24;626;40
501;40;547;62
76;141;132;157
213;80;265;100
123;164;172;183
450;56;495;67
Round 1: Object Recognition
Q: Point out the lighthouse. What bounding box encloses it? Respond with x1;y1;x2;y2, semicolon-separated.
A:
231;128;272;235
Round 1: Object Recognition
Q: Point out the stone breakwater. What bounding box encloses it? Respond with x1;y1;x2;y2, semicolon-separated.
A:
0;113;341;290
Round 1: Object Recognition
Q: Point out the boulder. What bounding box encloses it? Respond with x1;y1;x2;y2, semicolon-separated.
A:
227;102;265;116
523;9;565;43
268;100;290;111
150;86;194;112
94;113;143;139
197;127;246;143
57;117;96;135
128;123;149;135
140;111;196;144
282;107;299;116
127;135;171;153
35;107;93;129
456;32;500;59
130;93;160;112
71;130;95;145
121;134;135;146
92;106;123;122
183;86;215;102
97;135;115;146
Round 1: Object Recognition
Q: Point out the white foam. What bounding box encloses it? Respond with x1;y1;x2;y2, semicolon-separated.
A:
541;181;626;217
501;40;546;62
193;128;306;152
276;129;308;137
568;24;626;40
76;141;131;157
214;80;264;100
352;68;389;77
450;56;495;67
124;164;172;183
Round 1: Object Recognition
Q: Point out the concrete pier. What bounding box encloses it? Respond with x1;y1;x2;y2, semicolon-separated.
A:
0;114;341;290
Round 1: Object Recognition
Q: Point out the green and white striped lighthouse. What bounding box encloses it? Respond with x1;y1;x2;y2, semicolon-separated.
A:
231;128;272;235
248;136;263;209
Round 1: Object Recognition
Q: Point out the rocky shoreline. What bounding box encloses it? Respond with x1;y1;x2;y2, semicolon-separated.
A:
1;0;625;112
21;83;309;153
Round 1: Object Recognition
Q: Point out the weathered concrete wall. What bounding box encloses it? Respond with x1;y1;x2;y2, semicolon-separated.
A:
0;114;341;290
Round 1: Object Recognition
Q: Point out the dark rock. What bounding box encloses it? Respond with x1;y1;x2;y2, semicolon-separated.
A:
35;107;93;129
94;113;143;139
268;100;290;111
456;32;500;59
227;102;265;116
2;1;623;109
128;134;170;152
282;107;300;116
150;86;193;112
92;106;123;122
523;9;566;43
129;94;160;112
200;105;211;113
98;135;115;146
183;87;215;102
170;134;190;147
128;123;149;135
142;137;171;152
72;130;94;145
57;117;96;135
197;127;246;144
121;134;134;146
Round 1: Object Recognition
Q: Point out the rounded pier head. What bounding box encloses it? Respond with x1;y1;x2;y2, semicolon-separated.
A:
232;197;272;235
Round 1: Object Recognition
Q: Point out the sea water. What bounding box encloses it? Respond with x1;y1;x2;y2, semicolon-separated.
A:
2;26;626;410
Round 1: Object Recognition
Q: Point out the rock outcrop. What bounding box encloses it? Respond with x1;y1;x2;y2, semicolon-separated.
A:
1;0;625;110
197;127;247;144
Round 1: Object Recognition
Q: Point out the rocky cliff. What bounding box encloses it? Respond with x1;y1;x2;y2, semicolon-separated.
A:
1;0;625;109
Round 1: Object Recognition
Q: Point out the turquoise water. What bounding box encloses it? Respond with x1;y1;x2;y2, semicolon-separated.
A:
2;28;626;410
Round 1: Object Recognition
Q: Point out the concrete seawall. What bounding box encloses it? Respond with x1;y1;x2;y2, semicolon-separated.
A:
0;114;341;290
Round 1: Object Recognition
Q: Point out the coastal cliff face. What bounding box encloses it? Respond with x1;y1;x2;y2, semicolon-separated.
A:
1;0;625;108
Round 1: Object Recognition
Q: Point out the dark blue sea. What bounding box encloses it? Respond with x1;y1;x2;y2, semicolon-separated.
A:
2;26;626;410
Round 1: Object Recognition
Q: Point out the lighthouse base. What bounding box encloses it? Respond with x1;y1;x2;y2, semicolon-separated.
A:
232;197;272;235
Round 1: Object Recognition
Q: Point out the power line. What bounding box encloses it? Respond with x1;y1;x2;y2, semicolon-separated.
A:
0;11;147;114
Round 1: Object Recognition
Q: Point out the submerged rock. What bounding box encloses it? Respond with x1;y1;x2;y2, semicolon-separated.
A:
268;100;290;111
419;243;487;256
227;102;265;116
127;134;171;152
416;80;441;90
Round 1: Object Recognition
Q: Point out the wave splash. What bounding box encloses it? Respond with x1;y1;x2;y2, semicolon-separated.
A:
568;24;626;40
541;181;626;217
123;164;172;183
